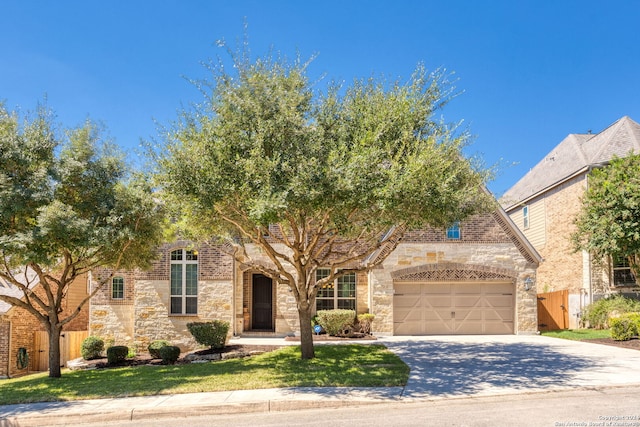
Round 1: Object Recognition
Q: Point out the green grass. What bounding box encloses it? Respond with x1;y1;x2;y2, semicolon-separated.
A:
0;345;409;405
541;328;611;341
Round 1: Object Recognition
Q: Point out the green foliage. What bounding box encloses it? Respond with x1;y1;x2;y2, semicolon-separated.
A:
0;102;167;377
187;320;230;349
106;346;129;365
81;336;104;360
573;154;640;278
609;313;640;341
582;295;640;329
158;345;181;365
157;46;493;359
316;310;356;336
148;340;171;359
357;313;375;335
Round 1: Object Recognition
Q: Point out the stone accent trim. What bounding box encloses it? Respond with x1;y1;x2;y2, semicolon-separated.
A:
391;262;516;282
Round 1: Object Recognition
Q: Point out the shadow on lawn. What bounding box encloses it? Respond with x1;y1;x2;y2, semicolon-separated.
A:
384;340;595;398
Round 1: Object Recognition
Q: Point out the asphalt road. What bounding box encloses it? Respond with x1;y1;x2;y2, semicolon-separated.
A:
73;385;640;427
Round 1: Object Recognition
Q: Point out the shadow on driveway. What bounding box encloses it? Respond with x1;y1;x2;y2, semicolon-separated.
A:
385;340;596;398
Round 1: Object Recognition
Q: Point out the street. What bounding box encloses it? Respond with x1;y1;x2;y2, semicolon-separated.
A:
76;386;640;427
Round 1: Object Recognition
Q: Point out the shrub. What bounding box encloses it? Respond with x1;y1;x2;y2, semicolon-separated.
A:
316;310;356;336
148;340;171;359
610;313;640;341
187;320;229;349
582;295;640;329
159;345;181;364
357;313;375;335
81;336;105;360
106;346;129;365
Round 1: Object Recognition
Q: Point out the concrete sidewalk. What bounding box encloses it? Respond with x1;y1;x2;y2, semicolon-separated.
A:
2;335;640;426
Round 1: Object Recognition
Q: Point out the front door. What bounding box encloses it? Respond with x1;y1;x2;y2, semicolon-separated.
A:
252;274;273;330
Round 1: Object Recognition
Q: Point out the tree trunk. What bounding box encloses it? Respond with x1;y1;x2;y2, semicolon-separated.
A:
298;305;315;359
48;324;63;378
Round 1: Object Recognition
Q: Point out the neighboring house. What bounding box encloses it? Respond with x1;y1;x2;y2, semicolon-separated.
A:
0;270;89;378
89;206;541;352
501;116;640;328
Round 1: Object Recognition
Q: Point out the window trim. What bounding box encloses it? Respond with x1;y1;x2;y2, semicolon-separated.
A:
315;269;357;312
446;222;461;240
612;254;636;287
170;249;198;315
111;276;124;300
523;205;529;230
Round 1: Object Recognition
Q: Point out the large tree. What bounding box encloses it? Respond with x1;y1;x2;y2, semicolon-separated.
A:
0;103;165;377
158;51;493;359
573;154;640;281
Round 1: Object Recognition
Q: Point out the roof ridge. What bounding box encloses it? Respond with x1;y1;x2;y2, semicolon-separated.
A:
589;116;627;163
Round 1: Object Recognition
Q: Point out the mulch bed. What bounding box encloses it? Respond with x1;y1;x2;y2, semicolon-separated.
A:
79;344;283;369
582;337;640;351
284;333;377;342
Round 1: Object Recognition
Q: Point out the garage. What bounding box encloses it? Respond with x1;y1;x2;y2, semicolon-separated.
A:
393;281;514;335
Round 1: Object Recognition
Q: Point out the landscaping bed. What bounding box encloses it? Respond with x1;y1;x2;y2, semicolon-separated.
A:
582;337;640;351
69;344;283;370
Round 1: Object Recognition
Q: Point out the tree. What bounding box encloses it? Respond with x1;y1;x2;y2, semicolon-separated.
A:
157;50;493;359
573;154;640;281
0;103;165;377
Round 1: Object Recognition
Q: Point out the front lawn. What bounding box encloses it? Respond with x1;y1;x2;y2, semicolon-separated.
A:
0;344;408;405
541;329;611;340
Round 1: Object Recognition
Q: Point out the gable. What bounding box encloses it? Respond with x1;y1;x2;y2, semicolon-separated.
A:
502;116;640;210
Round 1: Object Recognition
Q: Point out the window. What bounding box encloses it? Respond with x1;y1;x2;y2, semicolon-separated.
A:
170;249;198;315
315;269;356;311
111;276;124;299
613;255;636;287
446;222;461;240
523;205;529;230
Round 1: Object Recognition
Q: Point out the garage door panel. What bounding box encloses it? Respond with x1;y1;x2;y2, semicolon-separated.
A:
454;295;481;307
393;281;515;335
426;297;453;307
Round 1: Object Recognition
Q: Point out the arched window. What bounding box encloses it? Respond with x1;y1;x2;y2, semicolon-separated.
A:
112;276;124;299
170;249;198;315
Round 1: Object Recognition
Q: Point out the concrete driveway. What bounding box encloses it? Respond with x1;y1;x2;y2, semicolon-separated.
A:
378;335;640;400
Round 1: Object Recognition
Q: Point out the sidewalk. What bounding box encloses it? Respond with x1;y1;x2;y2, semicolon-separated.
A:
2;335;640;426
0;386;404;426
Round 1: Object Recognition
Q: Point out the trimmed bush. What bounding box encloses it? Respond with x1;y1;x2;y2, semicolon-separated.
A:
357;313;375;335
81;336;104;360
106;346;129;365
610;313;640;341
316;309;356;336
159;345;181;364
187;320;229;349
582;295;640;329
148;340;171;359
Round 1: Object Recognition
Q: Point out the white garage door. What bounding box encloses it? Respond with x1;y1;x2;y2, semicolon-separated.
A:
393;282;514;335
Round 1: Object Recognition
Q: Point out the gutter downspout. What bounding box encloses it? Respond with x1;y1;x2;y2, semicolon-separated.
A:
7;318;12;378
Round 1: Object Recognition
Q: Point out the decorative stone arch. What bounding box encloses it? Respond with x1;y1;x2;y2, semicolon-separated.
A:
391;263;516;283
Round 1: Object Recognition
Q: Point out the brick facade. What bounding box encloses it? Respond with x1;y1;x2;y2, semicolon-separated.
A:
0;274;89;378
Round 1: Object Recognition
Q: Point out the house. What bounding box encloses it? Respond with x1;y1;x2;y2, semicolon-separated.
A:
0;270;89;378
500;116;640;329
89;206;540;352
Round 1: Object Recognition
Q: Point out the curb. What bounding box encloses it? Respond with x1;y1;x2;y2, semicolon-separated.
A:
1;398;392;427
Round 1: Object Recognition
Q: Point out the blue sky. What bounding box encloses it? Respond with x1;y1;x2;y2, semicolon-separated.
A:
2;1;639;196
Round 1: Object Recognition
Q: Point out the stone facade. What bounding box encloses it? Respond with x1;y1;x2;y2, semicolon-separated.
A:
90;210;539;347
89;242;234;353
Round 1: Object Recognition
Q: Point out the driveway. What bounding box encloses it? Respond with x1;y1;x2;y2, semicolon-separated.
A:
378;335;640;399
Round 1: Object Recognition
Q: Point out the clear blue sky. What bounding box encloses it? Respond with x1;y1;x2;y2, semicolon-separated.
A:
2;1;639;196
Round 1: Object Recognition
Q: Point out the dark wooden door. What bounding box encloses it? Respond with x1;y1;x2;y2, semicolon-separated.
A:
252;274;273;330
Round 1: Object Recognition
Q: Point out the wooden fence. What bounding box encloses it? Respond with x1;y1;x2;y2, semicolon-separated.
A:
537;290;569;332
33;331;88;372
